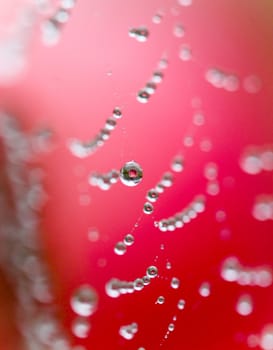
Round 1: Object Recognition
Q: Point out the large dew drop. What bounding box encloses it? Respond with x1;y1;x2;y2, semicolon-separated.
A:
70;285;98;317
120;161;143;187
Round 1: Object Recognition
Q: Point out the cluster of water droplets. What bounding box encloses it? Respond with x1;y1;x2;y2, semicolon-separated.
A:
204;162;220;196
105;266;158;298
41;0;77;46
88;169;120;191
155;195;206;232
119;322;138;340
205;68;240;92
68;107;122;158
137;59;167;104
221;257;273;288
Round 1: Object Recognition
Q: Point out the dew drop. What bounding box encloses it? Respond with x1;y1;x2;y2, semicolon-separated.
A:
161;172;174;187
120;161;143;187
178;0;192;6
168;323;175;332
129;27;149;42
123;234;135;246
104;118;117;131
119;322;138;340
152;13;163;24
177;299;186;310
179;46;192;61
142;275;151;285
146;265;158;278
145;82;157;94
146;189;159;202
243;75;262;94
114;241;127;255
173;24;185;37
171;156;184;172
236;294;253;316
156;295;165;304
113;107;122;119
70;285;98;317
199;282;211;297
143;202;154;215
170;277;180;289
71;317;91;339
260;324;273;350
152;71;163;84
137;90;150;103
61;0;76;9
166;261;172;270
41;19;61;46
134;278;144;291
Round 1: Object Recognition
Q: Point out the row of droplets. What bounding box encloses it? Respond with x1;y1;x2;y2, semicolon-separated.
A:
68;107;122;158
205;68;262;94
105;265;158;298
221;256;273;288
155;195;206;232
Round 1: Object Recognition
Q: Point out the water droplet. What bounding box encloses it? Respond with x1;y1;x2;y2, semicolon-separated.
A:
168;323;175;332
142;275;151;285
215;210;226;222
71;317;91;339
179;46;192;61
206;180;220;196
193;112;205;126
146;265;158;278
156;295;165;304
183;136;194;147
204;162;218;180
161;172;174;187
173;24;185;37
70;285;98;317
243;75;262;94
88;227;100;242
240;152;262;175
223;74;240;92
119;322;138;340
137;90;150;103
129;27;149;42
152;71;163;84
236;294;253;316
199;282;211;297
171;156;184;172
166;261;172;270
120;161;143;187
260;325;273;350
143;202;154;215
113;107;122;119
200;138;213;152
134;278;144;291
145;82;157;94
177;299;186;310
158;58;168;69
170;277;180;289
114;241;127;255
41;19;61;46
54;9;70;24
124;234;135;246
105;279;121;298
152;13;162;24
252;195;273;221
146;189;159;202
205;68;226;88
105;118;117;131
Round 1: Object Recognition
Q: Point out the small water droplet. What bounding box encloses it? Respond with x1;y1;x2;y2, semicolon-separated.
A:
177;299;186;310
143;202;154;215
124;234;135;246
168;323;175;332
173;24;185;37
129;27;149;42
114;241;127;255
236;294;253;316
146;189;159;202
113;107;122;119
119;322;138;340
170;277;180;289
134;278;144;291
70;285;98;317
199;282;211;297
71;317;91;339
156;295;165;304
41;19;61;46
152;71;164;84
146;265;158;278
137;90;150;103
179;46;192;61
120;161;143;187
171;156;184;172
